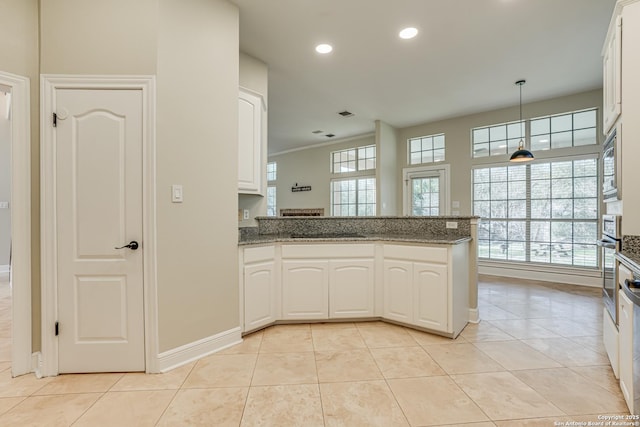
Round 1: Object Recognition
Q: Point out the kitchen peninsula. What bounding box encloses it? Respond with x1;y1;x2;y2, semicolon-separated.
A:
238;216;479;339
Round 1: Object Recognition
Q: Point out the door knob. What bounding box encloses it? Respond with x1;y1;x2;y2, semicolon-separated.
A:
115;241;139;250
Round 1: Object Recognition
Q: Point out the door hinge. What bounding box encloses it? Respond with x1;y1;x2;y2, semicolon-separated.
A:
53;112;57;127
55;321;59;336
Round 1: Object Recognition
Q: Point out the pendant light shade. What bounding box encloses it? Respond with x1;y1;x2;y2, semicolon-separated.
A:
510;79;534;162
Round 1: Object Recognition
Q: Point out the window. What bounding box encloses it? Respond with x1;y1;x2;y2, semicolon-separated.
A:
332;145;376;173
266;186;277;217
331;178;376;216
473;157;598;268
411;176;440;216
530;109;597;151
408;134;445;165
472;121;524;158
267;161;277;181
403;165;450;216
472;108;597;158
266;162;277;217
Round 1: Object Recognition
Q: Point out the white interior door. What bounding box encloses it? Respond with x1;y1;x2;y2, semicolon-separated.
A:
56;88;145;373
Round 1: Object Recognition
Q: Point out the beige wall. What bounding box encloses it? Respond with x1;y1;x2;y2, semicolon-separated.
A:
2;0;240;355
238;52;268;227
40;0;157;75
269;134;376;215
155;0;239;351
0;0;41;351
270;90;602;217
0;91;9;267
376;120;398;215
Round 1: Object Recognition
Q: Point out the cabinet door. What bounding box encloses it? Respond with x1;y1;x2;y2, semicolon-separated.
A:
329;259;375;319
383;260;413;323
282;260;329;319
244;261;277;332
603;15;622;134
413;262;448;332
238;89;263;194
619;289;634;412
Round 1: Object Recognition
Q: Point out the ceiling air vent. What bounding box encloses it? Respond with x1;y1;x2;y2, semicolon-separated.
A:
311;130;323;134
338;110;354;117
325;133;336;138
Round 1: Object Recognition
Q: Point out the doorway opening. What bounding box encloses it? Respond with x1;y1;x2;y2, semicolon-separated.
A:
403;164;451;216
0;70;32;378
0;85;12;367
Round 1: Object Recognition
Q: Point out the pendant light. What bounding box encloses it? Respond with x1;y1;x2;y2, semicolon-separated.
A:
510;79;535;162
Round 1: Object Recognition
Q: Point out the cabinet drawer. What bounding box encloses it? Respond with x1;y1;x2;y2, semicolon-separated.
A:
281;244;374;259
620;263;634;287
244;245;275;263
384;244;447;263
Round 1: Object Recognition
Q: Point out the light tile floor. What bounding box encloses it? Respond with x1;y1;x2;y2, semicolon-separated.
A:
0;275;630;426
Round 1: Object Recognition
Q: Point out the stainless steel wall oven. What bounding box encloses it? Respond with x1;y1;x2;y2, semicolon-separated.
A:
602;127;618;201
599;214;622;325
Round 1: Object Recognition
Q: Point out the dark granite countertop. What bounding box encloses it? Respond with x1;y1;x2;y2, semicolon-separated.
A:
239;233;472;246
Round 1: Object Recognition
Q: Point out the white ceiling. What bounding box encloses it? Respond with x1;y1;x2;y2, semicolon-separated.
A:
231;0;616;154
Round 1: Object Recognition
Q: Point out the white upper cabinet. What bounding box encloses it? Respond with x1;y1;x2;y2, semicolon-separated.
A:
603;14;622;135
238;88;266;194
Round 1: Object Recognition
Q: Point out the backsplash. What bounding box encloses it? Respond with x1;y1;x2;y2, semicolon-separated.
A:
253;216;477;237
623;235;640;258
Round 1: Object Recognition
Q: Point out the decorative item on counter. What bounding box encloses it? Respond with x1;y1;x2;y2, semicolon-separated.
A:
291;182;312;192
510;79;535;163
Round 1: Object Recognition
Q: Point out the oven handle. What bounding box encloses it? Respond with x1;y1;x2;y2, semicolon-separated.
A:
596;239;617;249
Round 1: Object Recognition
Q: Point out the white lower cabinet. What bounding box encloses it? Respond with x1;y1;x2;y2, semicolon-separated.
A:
244;261;277;331
413;262;448;331
383;244;458;335
383;258;448;333
619;288;634;411
282;260;329;320
329;259;375;318
241;242;468;336
281;244;376;321
242;246;278;333
383;260;413;323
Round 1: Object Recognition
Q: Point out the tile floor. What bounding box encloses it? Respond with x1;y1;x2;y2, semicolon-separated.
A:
0;275;630;426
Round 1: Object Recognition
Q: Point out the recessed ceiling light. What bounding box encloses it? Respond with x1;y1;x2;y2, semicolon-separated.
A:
315;44;333;54
399;27;418;40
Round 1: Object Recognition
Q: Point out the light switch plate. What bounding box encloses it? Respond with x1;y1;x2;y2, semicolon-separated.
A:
0;201;8;209
171;185;183;203
243;209;250;220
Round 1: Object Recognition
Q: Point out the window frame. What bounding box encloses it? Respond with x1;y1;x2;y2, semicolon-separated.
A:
529;108;598;151
472;154;600;270
402;164;451;216
330;176;376;217
407;133;446;165
266;185;277;217
266;161;277;182
331;145;376;174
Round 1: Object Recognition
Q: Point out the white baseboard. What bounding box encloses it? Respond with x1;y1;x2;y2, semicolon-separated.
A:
468;308;480;323
157;327;242;373
479;265;601;287
31;352;42;378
